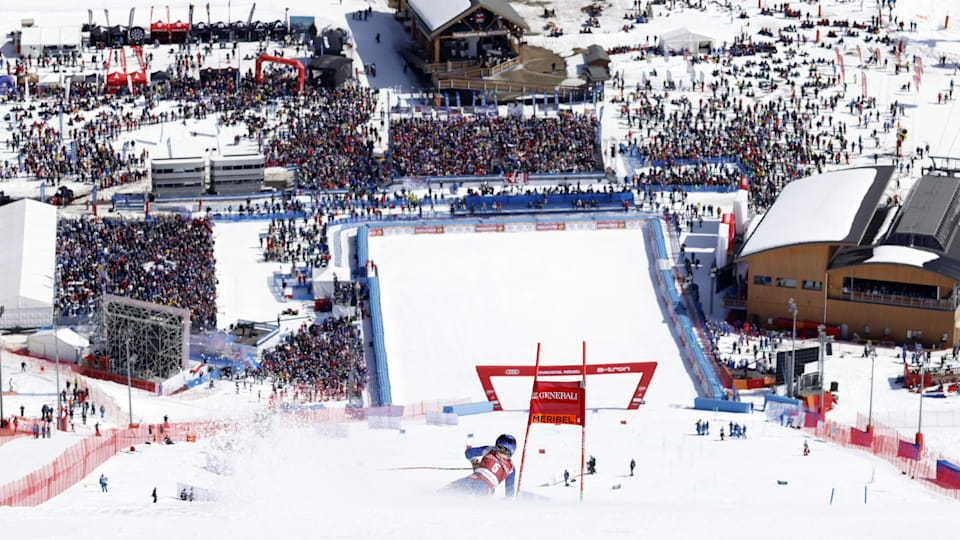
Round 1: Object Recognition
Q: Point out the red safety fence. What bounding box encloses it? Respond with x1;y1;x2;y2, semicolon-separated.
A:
0;396;468;506
0;419;230;506
801;413;960;499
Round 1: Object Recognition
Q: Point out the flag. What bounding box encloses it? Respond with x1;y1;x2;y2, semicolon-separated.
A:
167;136;173;157
480;91;486;107
40;182;45;203
456;91;461;108
531;90;537;111
554;88;559;106
493;90;498;109
444;92;449;112
59;104;64;136
472;91;476;108
592;86;597;107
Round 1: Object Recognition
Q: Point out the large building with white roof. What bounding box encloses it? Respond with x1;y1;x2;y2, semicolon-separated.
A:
736;166;960;346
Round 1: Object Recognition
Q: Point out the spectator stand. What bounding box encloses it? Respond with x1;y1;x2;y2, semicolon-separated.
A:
385;171;611;192
453;190;633;216
620;155;748;193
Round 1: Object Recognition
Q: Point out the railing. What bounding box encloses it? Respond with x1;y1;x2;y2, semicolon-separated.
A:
435;78;583;98
831;291;954;311
423;59;478;73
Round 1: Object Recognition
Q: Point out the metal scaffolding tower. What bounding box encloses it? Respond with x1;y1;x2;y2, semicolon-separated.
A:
99;294;190;381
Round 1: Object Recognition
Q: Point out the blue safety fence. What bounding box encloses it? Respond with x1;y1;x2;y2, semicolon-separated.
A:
694;397;751;413
461;191;631;212
357;225;369;274
763;393;803;410
366;276;391;406
443;402;495;416
212;210;308;222
153;189;296;204
648;219;726;400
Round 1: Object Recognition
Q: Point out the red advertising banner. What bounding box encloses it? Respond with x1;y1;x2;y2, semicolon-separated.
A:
368;228;383;237
529;380;585;426
476;362;657;410
475;223;505;233
597;220;626;230
535;222;566;231
414;225;444;234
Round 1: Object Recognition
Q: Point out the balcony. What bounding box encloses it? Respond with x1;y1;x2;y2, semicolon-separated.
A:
830;289;955;311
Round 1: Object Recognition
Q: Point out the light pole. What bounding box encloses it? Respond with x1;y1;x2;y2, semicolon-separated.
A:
788;298;798;398
125;333;135;428
917;344;924;449
54;321;61;434
866;341;876;433
709;262;717;317
818;324;826;414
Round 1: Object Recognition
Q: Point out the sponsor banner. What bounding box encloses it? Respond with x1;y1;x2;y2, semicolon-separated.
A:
535;222;566;231
414;225;444;235
597;220;626;230
475;223;505;233
368;228;384;237
529;380;585;426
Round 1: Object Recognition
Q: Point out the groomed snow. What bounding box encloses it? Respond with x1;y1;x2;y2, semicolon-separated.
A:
370;228;697;409
740;168;880;257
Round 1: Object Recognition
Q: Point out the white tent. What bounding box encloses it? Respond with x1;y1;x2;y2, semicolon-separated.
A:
26;328;89;363
311;265;347;299
660;27;715;54
19;26;81;58
0;199;57;330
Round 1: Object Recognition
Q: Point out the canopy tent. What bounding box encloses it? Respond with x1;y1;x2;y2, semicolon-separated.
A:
26;328;90;363
0;199;57;330
660;27;715;54
19;26;81;57
312;265;347;299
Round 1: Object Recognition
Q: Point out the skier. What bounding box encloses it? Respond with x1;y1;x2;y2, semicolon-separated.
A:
444;434;516;497
152;487;157;503
720;427;725;441
803;441;810;456
586;456;597;475
629;458;636;476
563;469;570;486
99;474;108;493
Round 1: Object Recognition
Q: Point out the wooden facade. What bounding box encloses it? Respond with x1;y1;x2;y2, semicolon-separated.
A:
742;244;960;346
404;3;526;64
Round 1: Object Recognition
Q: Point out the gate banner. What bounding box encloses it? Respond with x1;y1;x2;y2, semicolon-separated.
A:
529;380;585;426
476;362;656;410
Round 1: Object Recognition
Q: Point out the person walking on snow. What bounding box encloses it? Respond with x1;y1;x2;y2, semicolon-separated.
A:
99;474;108;493
803;441;810;456
444;434;516;497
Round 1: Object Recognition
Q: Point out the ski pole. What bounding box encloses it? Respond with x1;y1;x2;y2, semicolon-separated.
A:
390;466;473;471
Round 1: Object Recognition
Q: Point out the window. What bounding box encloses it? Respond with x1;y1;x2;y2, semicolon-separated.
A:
802;280;822;291
776;278;797;288
753;275;772;286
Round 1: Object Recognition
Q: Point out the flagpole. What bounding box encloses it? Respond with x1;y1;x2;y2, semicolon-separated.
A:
580;340;586;502
515;342;541;498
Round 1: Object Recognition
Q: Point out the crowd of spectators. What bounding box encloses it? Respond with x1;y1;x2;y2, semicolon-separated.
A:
56;215;217;329
258;317;367;399
262;214;331;268
390;114;600;177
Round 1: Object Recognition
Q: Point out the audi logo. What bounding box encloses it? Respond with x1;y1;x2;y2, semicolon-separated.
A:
505;369;520;375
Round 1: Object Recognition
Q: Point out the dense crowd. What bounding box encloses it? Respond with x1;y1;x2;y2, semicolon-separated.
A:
262;214;331;268
56;216;217;329
259;317;367;398
390;114;600;176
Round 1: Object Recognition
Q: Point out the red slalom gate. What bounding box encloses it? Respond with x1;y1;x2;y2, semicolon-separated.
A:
476;361;656;410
